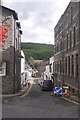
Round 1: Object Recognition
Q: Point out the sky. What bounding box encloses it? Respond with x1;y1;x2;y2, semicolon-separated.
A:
3;0;71;44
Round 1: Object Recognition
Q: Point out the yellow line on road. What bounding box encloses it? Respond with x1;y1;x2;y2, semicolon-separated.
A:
20;84;33;97
62;97;80;106
20;84;80;106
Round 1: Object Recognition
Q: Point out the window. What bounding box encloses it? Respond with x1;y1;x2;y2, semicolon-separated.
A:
15;39;17;49
15;38;19;50
67;34;68;50
60;60;61;75
76;54;78;76
65;57;67;75
54;62;56;72
55;62;57;72
53;62;54;73
49;63;52;73
0;62;6;76
70;31;72;49
70;7;73;24
60;41;62;51
57;61;59;73
68;56;70;76
72;55;74;76
73;27;76;46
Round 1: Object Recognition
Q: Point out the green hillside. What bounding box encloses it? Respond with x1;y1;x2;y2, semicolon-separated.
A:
21;42;54;61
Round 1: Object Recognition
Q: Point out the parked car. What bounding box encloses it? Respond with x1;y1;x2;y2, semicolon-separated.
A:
38;79;43;87
41;80;54;91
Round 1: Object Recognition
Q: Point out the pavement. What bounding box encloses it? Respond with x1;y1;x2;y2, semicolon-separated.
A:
62;94;80;105
0;84;30;99
0;77;34;99
67;94;79;103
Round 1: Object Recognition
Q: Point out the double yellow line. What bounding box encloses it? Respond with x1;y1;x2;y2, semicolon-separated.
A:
62;97;80;106
20;84;80;106
20;84;33;97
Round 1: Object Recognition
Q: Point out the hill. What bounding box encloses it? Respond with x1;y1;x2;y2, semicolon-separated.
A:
21;42;54;61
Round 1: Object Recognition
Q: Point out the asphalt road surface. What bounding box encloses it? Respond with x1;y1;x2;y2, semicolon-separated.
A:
2;78;79;118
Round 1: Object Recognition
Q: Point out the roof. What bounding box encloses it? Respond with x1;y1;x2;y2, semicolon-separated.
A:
0;5;18;20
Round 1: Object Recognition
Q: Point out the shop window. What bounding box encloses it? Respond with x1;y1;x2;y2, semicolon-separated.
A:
0;62;6;76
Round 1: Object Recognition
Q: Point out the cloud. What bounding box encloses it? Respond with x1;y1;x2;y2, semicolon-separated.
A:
3;0;71;44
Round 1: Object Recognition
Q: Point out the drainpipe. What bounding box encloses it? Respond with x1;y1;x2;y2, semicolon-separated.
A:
13;19;15;94
79;1;80;97
62;38;64;87
75;2;80;113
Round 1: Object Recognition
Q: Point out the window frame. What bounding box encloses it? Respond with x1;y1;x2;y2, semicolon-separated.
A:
0;62;6;76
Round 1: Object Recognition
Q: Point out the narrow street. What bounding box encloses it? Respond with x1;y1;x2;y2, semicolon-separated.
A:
2;78;78;118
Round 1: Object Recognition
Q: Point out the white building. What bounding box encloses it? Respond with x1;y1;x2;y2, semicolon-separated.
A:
25;63;33;84
21;50;26;87
42;64;50;80
43;56;54;80
49;56;54;79
25;64;32;80
45;64;50;80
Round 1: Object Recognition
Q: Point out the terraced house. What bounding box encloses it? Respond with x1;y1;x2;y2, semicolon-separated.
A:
54;2;80;95
0;5;22;94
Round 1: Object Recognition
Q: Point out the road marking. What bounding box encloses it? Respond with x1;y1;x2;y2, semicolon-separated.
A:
62;97;80;106
20;84;33;97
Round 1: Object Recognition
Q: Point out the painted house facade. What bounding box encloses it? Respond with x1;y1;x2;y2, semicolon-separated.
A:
45;64;50;80
0;5;22;94
43;56;54;81
54;2;80;95
21;50;26;87
38;60;48;77
49;56;54;80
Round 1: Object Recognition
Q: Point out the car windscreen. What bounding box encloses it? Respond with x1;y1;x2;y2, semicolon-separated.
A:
43;80;52;85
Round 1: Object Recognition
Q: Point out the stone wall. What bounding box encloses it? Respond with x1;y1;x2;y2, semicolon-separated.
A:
0;6;21;94
54;2;80;94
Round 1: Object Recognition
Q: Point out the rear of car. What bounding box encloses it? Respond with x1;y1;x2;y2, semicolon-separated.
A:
41;80;54;91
